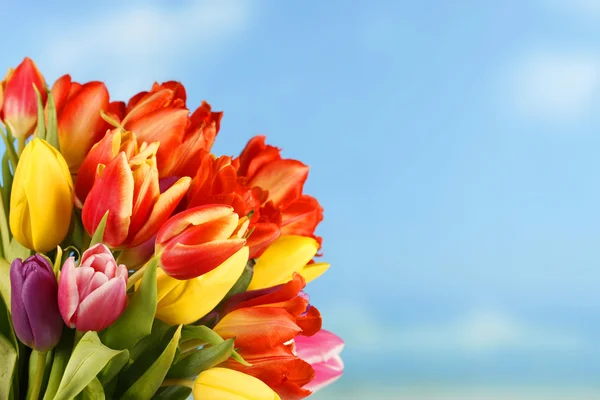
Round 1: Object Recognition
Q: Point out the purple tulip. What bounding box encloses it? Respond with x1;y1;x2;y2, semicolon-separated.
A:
58;244;128;332
10;255;63;351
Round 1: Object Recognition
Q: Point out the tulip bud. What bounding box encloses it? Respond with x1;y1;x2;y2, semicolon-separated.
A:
0;57;46;138
58;244;128;332
10;255;63;352
9;138;74;252
193;368;281;400
155;205;247;280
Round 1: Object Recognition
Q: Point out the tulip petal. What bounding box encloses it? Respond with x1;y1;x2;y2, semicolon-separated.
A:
156;205;236;244
82;152;134;248
247;222;281;259
75;129;121;205
58;81;109;171
215;307;301;351
249;236;318;291
280;195;323;237
57;257;79;327
122;88;174;124
296;306;321;337
299;262;329;284
294;330;345;366
193;368;281;400
160;239;246;280
49;75;72;114
10;260;33;347
74;277;127;332
128;176;191;247
21;269;63;351
155;247;248;325
303;354;344;394
248;159;309;208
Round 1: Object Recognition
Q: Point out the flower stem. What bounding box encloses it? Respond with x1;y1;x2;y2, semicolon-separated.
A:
73;330;84;349
126;263;147;290
160;378;194;388
27;351;47;400
17;137;26;156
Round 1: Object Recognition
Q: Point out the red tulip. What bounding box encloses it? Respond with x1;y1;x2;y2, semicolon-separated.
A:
236;136;323;258
82;139;191;248
47;75;109;172
0;57;46;138
155;205;247;280
215;274;322;399
57;244;128;332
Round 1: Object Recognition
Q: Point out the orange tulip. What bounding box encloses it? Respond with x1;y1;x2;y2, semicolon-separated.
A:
160;101;222;178
215;274;322;400
81;141;191;248
75;128;138;205
155;205;247;280
119;82;189;173
186;151;257;218
236;136;323;258
0;57;46;139
48;75;110;172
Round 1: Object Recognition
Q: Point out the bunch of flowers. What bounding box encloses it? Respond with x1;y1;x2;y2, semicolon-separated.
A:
0;58;343;400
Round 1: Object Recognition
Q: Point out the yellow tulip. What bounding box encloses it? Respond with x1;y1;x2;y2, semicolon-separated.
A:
193;368;281;400
248;235;329;290
155;247;248;325
10;138;73;252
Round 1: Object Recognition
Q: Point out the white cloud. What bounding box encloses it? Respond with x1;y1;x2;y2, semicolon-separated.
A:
507;51;600;122
325;304;586;355
38;0;251;99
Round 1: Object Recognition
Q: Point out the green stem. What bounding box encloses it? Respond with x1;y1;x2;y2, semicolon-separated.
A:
126;263;147;290
17;137;26;156
27;351;47;400
43;329;73;400
160;378;194;388
73;330;84;350
0;186;10;258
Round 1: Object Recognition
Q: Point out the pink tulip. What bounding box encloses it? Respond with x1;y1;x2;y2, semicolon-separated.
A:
294;329;344;394
58;244;128;332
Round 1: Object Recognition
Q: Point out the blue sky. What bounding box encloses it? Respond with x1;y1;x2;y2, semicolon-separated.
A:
4;0;600;397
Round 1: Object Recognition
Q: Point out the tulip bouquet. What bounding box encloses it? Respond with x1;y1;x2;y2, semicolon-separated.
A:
0;58;343;400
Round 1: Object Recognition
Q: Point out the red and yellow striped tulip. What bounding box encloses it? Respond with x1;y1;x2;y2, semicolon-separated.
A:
155;205;247;280
0;57;46;139
82;142;190;248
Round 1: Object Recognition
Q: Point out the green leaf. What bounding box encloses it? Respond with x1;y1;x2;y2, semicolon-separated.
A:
7;238;30;264
0;128;18;173
74;377;105;400
119;325;182;400
152;386;192;400
43;329;73;400
181;325;250;367
223;259;255;300
0;258;10;308
128;319;171;362
167;339;233;379
2;153;13;223
53;332;127;400
0;334;16;400
100;257;158;350
89;211;109;247
33;86;46;141
45;90;59;151
97;349;129;387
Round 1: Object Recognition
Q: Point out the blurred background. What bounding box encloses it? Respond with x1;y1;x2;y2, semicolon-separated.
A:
4;0;600;398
